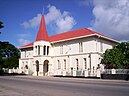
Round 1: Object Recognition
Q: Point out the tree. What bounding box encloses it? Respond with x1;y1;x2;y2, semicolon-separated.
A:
0;42;20;69
0;22;19;75
0;21;4;29
0;21;4;34
101;42;129;69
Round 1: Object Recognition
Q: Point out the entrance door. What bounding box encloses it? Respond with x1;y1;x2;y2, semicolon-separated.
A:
35;60;39;76
43;60;49;76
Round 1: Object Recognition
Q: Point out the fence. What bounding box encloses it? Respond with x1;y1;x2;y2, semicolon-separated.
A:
3;68;129;79
54;69;129;78
102;69;129;74
101;69;129;80
53;69;100;77
2;68;33;75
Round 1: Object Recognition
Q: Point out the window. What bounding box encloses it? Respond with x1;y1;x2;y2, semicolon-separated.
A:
36;60;39;74
35;46;37;55
79;42;83;52
43;46;46;55
88;54;91;69
47;46;49;55
58;60;61;69
100;42;103;52
64;59;66;69
25;51;26;58
83;58;87;69
25;65;28;69
76;59;79;70
22;62;24;67
38;45;40;55
60;45;63;54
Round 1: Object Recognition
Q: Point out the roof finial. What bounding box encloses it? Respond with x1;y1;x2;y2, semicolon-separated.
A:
42;6;44;15
42;0;45;15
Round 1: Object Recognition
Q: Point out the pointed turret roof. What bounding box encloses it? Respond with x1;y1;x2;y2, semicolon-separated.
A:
36;15;48;41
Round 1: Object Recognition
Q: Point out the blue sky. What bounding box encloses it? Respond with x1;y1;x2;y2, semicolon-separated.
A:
0;0;129;47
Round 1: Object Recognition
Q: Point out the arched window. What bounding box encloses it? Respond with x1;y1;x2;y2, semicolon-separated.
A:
76;59;79;70
83;58;87;69
79;42;83;52
43;46;46;55
25;65;28;69
64;59;66;69
58;60;61;69
38;45;40;55
47;46;49;55
60;45;63;54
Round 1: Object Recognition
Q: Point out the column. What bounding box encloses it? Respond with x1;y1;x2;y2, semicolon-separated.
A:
40;46;43;55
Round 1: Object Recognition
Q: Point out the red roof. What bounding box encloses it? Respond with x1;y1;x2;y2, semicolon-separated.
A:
36;16;48;41
48;28;99;42
19;28;102;49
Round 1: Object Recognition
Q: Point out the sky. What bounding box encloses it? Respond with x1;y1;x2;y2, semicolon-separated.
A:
0;0;129;47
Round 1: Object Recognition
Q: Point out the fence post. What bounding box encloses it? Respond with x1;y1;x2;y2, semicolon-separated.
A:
63;70;66;76
73;69;76;76
112;69;116;74
97;69;100;77
84;70;88;77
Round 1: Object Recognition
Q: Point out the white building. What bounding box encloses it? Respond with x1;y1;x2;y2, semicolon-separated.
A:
19;16;119;77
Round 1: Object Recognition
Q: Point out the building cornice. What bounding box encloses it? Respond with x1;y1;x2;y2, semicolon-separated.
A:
50;34;119;44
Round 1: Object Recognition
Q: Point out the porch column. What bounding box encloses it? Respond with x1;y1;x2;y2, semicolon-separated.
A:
40;46;43;55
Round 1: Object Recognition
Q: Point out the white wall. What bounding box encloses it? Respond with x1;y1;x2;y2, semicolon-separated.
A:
20;48;33;59
52;37;97;56
96;37;117;53
51;36;118;73
19;58;33;74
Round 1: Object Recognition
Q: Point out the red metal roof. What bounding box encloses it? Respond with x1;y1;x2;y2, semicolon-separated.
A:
36;16;48;41
19;28;101;49
48;28;99;42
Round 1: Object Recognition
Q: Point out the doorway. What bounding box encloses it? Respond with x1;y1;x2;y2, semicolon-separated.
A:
35;60;39;76
43;60;49;76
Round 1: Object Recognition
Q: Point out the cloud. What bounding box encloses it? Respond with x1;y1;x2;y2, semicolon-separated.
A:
56;15;76;32
21;14;42;28
21;5;76;33
91;0;129;41
45;5;76;33
45;5;61;24
18;38;31;46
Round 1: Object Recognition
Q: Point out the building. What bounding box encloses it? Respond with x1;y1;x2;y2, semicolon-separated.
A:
19;16;119;77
